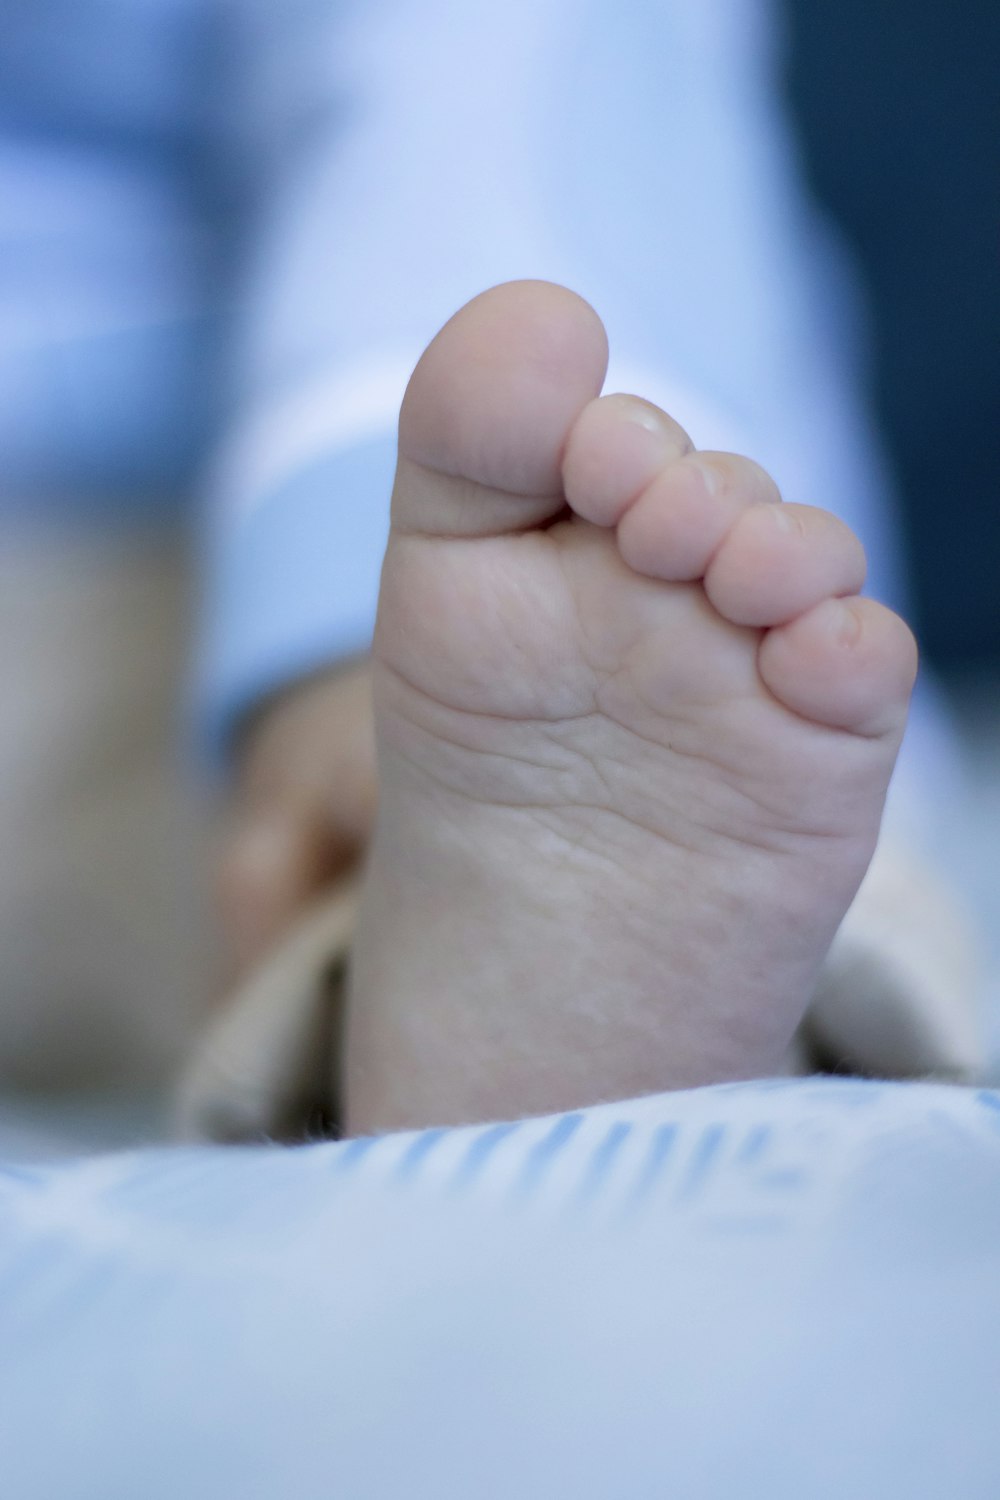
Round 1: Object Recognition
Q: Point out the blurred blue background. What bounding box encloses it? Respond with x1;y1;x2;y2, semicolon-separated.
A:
785;0;999;674
784;0;1000;1057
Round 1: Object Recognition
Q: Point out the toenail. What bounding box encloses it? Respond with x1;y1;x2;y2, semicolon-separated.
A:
829;600;862;647
684;457;721;499
609;394;676;437
770;505;804;536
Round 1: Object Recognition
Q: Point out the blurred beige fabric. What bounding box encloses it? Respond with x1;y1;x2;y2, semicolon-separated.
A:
0;528;214;1089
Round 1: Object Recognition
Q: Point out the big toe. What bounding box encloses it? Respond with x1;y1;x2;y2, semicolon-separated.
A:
393;281;608;536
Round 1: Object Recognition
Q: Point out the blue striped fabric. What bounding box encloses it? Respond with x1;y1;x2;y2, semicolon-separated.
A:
2;1078;998;1497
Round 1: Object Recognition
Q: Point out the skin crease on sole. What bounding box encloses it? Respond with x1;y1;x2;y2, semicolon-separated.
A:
342;281;918;1135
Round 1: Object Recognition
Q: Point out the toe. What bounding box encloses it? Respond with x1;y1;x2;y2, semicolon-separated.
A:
705;501;867;627
394;281;608;537
758;596;918;737
618;451;778;581
561;393;692;527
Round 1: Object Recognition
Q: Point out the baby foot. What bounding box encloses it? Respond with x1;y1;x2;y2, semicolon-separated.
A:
346;282;917;1132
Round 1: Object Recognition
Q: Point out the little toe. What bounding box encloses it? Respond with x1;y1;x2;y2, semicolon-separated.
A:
705;502;867;628
617;451;778;582
562;393;692;527
758;596;918;737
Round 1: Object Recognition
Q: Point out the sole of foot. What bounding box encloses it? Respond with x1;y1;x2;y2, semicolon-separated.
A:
345;281;917;1133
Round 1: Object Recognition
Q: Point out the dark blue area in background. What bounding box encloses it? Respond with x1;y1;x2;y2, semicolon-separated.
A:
785;1;1000;669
